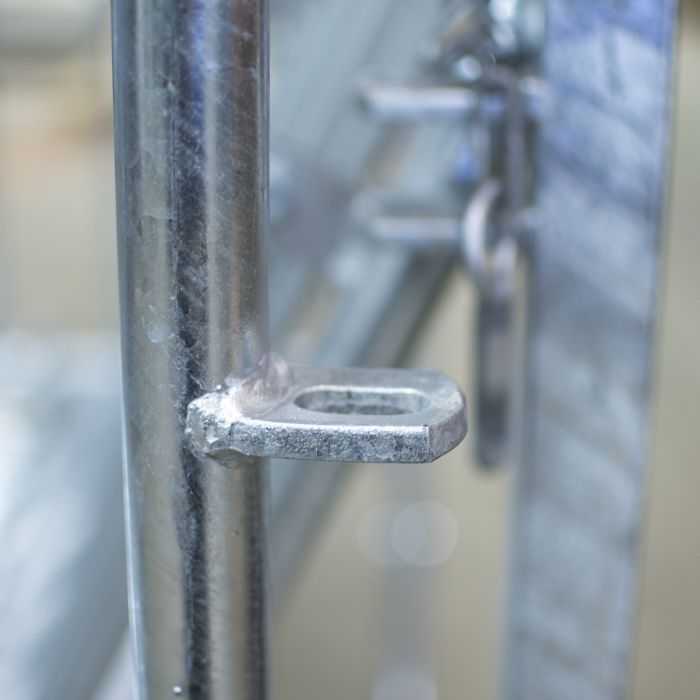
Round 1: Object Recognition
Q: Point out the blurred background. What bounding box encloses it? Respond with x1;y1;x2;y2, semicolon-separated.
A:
0;0;697;698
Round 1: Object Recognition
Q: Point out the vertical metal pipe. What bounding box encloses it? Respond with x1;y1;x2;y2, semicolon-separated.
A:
112;0;269;697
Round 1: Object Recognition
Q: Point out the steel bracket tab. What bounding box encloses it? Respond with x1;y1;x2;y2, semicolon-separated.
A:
187;354;467;464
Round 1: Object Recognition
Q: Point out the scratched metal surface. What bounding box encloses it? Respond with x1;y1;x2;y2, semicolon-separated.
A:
504;2;678;699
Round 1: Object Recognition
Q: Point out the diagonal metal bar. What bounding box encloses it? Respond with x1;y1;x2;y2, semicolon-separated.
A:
504;2;678;698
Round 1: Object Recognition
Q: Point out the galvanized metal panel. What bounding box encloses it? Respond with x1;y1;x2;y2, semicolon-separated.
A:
505;2;678;698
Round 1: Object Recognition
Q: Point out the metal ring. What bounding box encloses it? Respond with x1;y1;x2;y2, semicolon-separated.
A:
460;178;517;294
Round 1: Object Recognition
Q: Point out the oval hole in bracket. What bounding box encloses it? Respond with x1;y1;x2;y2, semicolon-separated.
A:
294;387;430;416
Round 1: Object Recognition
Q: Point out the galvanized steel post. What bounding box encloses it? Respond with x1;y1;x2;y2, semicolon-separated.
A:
111;0;270;697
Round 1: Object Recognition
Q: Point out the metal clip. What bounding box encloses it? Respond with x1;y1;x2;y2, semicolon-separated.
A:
355;2;537;468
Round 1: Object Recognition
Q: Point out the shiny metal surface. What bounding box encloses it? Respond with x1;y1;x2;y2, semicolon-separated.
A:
112;0;270;697
187;356;467;463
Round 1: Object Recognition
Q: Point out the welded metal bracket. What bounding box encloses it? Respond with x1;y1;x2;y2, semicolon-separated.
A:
187;354;467;464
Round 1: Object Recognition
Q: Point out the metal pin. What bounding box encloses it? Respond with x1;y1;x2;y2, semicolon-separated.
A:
358;80;478;122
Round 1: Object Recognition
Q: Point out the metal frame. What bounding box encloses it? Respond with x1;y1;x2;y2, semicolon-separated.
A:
110;0;679;697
